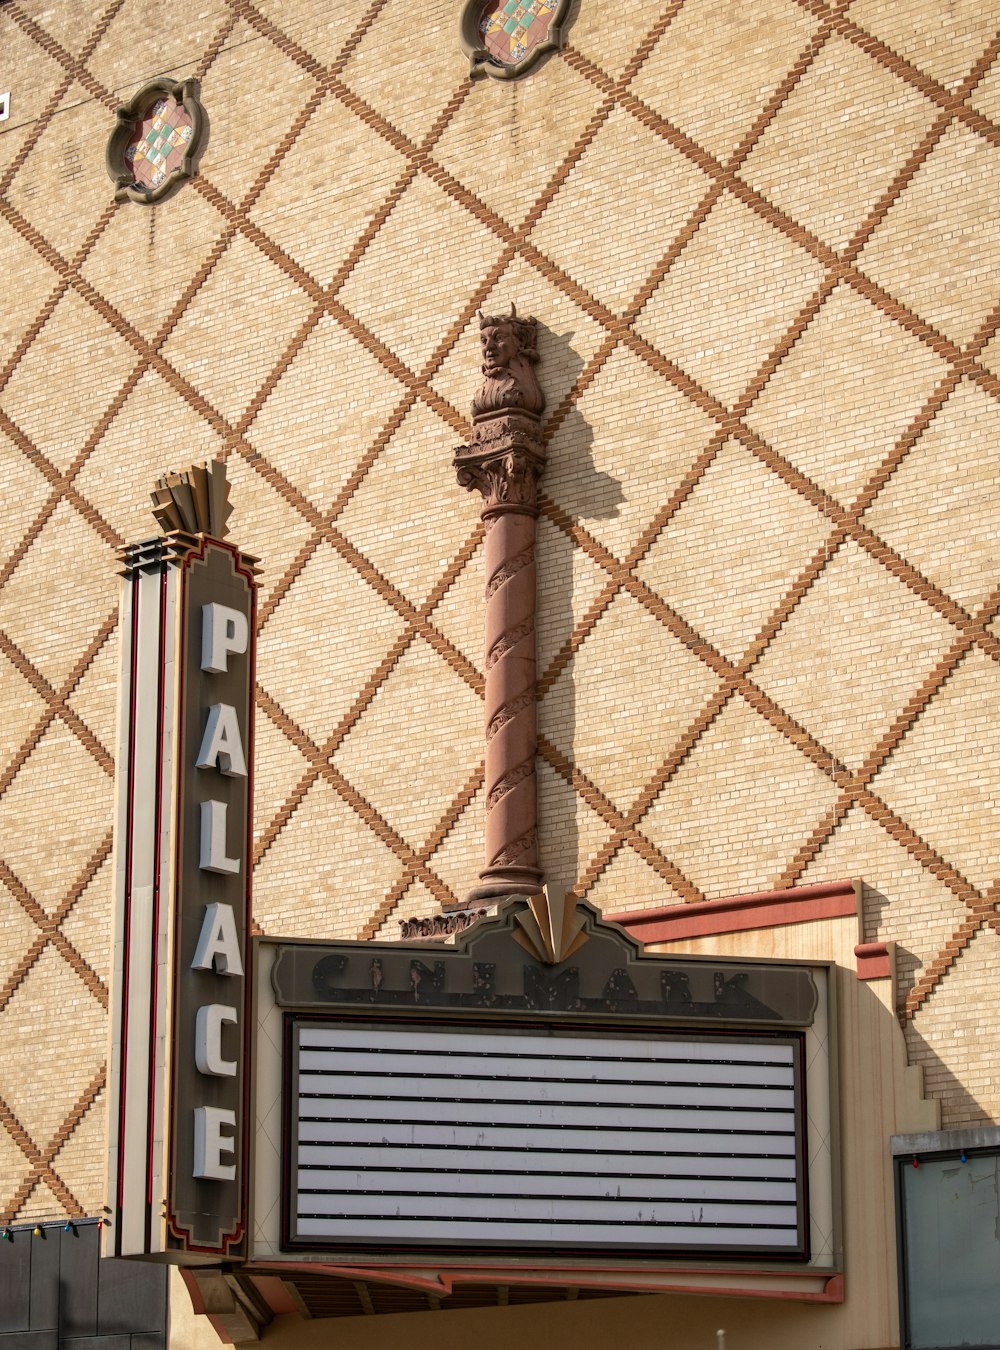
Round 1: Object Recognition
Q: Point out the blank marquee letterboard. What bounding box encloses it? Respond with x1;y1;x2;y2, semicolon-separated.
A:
287;1021;807;1256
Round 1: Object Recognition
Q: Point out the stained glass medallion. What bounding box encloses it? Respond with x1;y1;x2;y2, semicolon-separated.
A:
106;78;205;204
460;0;570;77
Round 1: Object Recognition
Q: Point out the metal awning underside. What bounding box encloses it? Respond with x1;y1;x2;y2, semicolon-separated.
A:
185;1262;842;1340
276;1272;625;1316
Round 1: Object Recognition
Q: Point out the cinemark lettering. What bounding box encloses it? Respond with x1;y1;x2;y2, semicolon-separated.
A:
192;603;248;1182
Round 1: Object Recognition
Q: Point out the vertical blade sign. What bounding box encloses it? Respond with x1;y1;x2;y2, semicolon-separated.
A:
108;531;256;1262
173;542;254;1253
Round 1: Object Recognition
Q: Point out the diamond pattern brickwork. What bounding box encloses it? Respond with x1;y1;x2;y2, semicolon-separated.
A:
1;0;999;1224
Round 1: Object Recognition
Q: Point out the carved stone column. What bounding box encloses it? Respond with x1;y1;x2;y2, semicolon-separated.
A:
455;307;546;902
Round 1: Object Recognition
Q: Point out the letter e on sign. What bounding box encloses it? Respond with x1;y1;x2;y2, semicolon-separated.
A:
193;1106;237;1181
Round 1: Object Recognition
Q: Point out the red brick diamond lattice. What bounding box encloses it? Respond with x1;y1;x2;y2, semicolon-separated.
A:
1;0;999;1223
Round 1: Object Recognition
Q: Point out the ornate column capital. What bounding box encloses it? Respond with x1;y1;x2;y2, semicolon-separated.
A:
454;306;546;517
454;417;546;516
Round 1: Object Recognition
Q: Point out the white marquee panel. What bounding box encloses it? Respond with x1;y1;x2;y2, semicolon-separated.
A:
290;1023;805;1254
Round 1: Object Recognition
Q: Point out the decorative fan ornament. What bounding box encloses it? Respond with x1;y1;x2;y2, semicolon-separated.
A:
511;884;590;965
149;459;233;539
459;0;571;78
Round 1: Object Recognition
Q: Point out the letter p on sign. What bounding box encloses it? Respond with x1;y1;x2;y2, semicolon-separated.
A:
201;603;248;674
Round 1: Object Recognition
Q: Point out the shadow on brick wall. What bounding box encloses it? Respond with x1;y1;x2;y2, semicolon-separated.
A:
536;322;623;897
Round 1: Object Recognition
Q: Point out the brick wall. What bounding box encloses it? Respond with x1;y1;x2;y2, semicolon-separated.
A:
1;0;998;1225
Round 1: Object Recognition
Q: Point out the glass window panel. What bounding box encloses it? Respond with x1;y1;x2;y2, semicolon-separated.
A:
901;1151;1000;1349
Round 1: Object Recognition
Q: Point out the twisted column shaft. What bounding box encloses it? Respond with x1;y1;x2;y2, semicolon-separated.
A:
476;508;540;898
455;413;545;901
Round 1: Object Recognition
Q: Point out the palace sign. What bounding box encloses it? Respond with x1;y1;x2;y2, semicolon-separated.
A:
108;532;256;1261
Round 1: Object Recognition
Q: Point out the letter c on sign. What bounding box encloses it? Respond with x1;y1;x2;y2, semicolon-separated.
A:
195;1004;238;1077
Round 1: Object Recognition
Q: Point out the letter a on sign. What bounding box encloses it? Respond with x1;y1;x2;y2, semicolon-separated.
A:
192;902;244;977
196;704;247;777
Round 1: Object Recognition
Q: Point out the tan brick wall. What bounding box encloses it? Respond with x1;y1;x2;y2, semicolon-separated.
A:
1;0;998;1226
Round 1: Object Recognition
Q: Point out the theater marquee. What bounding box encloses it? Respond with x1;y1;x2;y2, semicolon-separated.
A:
254;898;837;1273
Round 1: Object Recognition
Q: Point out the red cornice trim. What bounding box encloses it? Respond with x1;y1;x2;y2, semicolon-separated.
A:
610;880;858;944
854;942;891;981
249;1273;300;1314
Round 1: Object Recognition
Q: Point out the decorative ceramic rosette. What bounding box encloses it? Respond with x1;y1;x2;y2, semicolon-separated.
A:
460;0;570;77
106;77;205;204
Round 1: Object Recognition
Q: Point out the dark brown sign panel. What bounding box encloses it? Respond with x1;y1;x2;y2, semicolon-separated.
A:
170;540;255;1256
271;904;819;1026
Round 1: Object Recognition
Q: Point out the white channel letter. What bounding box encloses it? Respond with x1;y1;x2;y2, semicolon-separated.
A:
201;603;248;675
196;704;247;777
199;799;240;874
193;1105;236;1181
195;1004;238;1077
191;902;244;977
